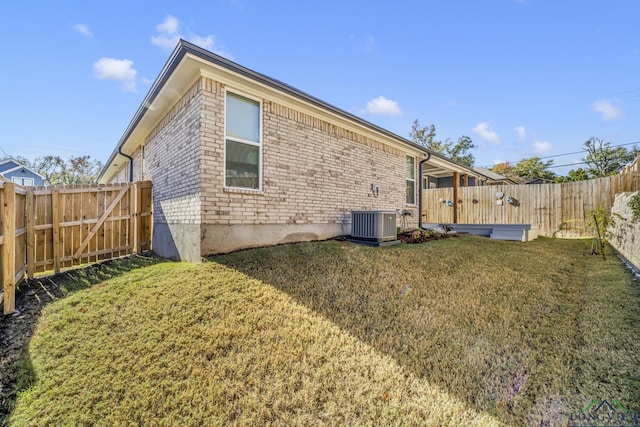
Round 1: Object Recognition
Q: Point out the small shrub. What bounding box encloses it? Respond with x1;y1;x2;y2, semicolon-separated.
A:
628;192;640;222
587;207;613;240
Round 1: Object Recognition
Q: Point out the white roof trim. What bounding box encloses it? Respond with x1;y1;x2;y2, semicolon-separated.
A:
0;163;45;179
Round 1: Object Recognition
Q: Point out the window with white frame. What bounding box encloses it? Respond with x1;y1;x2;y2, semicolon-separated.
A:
12;177;34;186
406;155;415;204
225;91;261;189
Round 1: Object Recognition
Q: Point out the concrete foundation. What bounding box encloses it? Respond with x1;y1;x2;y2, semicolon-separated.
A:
153;222;202;262
200;223;345;256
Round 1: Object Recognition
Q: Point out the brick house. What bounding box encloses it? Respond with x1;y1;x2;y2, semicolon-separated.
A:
99;40;488;261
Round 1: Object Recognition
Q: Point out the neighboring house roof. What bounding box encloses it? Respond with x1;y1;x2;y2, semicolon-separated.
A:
474;167;518;185
0;158;21;173
0;158;45;181
524;177;555;184
99;40;491;183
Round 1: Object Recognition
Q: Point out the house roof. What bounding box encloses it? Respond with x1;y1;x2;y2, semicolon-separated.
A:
0;158;45;180
473;167;518;184
99;40;490;183
524;177;555;184
0;158;20;173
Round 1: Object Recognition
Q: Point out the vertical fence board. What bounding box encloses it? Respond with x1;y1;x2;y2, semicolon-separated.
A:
52;189;61;273
14;190;27;285
26;190;35;279
0;183;4;305
2;182;16;314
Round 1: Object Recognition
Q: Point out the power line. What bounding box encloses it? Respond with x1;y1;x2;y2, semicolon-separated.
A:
547;154;639;170
479;140;640;169
606;88;640;98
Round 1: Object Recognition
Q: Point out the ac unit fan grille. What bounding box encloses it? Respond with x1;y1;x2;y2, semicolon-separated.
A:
351;211;397;242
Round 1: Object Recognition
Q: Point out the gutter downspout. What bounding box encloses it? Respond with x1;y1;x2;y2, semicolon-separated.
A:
418;153;431;229
118;146;134;182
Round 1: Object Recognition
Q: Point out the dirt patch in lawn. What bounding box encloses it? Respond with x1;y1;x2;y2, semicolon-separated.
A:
0;255;161;425
396;227;457;244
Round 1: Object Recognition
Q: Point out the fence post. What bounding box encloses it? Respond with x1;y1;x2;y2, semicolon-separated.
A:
453;172;459;224
26;189;35;279
131;182;138;254
52;188;60;273
3;182;16;315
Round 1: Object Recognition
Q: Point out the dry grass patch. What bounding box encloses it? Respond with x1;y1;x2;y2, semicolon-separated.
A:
7;236;640;426
216;236;640;425
10;256;499;426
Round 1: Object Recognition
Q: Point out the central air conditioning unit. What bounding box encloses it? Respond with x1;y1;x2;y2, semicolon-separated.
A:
351;211;397;242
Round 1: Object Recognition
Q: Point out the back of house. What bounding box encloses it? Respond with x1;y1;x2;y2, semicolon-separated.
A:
99;40;489;261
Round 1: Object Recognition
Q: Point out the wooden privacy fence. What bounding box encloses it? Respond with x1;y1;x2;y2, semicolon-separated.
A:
423;157;639;238
1;181;152;314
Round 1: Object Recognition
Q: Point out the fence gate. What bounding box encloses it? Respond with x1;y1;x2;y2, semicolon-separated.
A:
1;181;152;314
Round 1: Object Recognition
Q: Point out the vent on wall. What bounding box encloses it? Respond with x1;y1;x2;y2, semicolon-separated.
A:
351;211;397;242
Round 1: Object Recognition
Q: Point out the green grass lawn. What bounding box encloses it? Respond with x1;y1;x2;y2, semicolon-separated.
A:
7;236;640;426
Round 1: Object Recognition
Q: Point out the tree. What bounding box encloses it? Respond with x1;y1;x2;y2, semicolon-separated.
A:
0;151;103;185
447;135;475;168
498;157;555;181
32;155;66;184
410;120;437;148
491;161;514;178
583;137;638;178
513;157;556;181
555;168;589;183
66;155;103;184
409;120;476;167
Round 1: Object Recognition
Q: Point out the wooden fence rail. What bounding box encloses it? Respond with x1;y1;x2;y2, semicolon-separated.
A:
1;181;152;314
422;156;639;238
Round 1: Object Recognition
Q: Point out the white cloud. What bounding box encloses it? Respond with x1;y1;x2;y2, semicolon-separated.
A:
157;15;179;34
514;125;526;141
532;140;553;154
472;122;500;144
150;15;230;57
93;58;137;92
362;34;375;53
350;33;376;53
150;15;180;49
493;159;506;165
189;35;215;51
365;96;403;116
72;23;93;37
592;99;624;121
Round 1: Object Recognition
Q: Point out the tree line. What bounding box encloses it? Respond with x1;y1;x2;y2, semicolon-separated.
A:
409;120;639;182
1;151;103;185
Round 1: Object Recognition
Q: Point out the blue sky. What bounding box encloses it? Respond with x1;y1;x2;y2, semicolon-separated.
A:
2;1;639;174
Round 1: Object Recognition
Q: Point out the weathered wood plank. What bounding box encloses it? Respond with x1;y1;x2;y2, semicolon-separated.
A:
52;189;61;273
26;190;35;279
73;185;129;260
2;182;16;314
